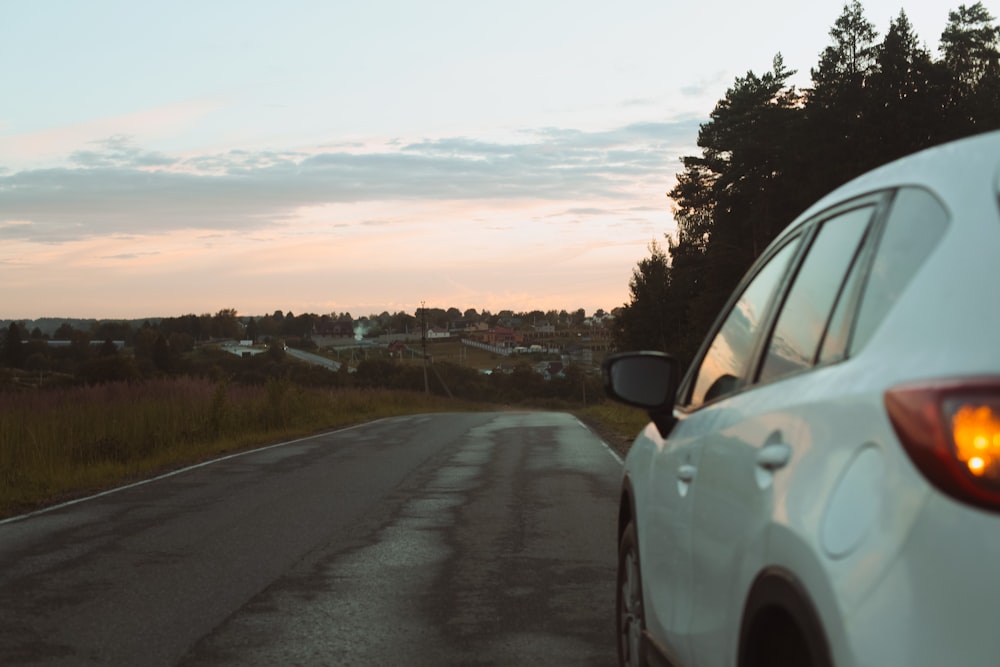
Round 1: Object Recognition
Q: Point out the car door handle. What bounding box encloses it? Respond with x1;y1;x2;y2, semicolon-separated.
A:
677;464;697;482
756;443;792;471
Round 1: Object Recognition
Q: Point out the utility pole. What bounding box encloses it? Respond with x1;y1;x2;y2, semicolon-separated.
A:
421;301;429;394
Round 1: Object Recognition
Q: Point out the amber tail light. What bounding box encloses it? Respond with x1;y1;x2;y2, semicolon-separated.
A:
885;378;1000;512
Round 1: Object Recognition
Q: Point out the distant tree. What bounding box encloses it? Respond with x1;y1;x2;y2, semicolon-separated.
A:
211;308;241;339
390;311;417;335
24;351;51;373
613;240;673;353
423;307;449;329
245;317;259;343
4;322;25;368
266;341;286;362
160;314;203;340
282;312;316;338
77;356;140;384
98;338;118;357
92;320;133;344
133;325;159;361
168;332;195;354
255;313;282;338
53;322;78;340
152;335;171;372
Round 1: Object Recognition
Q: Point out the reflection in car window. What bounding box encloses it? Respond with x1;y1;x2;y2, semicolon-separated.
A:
689;239;798;408
759;206;873;383
850;188;949;353
818;236;868;365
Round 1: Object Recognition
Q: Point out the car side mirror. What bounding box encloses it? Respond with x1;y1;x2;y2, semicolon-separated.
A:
602;351;680;436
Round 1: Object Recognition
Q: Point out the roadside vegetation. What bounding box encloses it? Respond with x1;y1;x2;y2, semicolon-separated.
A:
575;401;652;457
0;317;642;518
0;377;488;518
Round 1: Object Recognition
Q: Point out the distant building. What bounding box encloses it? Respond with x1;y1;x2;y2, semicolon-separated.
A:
426;327;451;340
479;326;522;347
317;316;354;337
532;322;555;334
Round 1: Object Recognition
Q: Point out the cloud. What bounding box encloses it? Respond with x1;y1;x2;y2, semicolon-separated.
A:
69;135;176;168
680;71;731;98
101;251;161;260
564;208;610;216
0;119;700;244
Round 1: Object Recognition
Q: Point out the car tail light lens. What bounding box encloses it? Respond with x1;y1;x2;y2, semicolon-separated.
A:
885;378;1000;512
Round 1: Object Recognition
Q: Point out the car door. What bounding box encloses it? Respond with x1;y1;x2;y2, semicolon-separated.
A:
642;235;803;664
683;201;879;666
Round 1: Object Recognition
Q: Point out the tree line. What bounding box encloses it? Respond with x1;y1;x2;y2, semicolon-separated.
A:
613;1;1000;367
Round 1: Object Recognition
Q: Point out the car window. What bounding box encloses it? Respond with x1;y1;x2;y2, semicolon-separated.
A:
758;205;874;383
688;239;799;408
817;235;869;365
849;187;950;353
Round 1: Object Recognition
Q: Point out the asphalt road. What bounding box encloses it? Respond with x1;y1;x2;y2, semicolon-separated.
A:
0;411;623;666
284;347;343;371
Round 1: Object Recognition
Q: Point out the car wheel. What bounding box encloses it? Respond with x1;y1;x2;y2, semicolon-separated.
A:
617;521;645;667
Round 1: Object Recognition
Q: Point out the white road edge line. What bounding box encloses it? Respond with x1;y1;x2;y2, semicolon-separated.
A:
574;417;623;465
0;419;388;526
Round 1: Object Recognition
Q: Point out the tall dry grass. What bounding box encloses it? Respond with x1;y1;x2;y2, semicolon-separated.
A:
0;377;466;518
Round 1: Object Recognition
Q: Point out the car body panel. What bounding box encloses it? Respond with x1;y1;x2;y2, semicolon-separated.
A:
625;420;698;666
610;132;1000;666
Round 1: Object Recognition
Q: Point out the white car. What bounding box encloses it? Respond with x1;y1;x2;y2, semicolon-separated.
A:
603;130;1000;667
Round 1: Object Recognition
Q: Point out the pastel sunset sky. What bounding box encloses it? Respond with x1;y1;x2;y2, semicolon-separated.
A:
1;0;987;320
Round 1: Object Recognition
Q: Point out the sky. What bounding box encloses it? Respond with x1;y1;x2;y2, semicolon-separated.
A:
1;0;993;321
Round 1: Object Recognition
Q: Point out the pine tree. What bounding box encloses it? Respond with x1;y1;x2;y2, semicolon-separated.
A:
867;10;944;161
3;322;26;369
613;240;673;353
806;0;880;187
939;2;1000;136
667;55;803;343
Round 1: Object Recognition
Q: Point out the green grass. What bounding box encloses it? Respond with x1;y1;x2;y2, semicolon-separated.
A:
574;401;652;456
0;377;479;519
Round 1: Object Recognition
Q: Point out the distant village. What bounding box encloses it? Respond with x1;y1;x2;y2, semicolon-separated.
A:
2;307;619;380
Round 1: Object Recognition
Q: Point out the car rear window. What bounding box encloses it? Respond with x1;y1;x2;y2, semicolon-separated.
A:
849;187;950;353
759;205;873;383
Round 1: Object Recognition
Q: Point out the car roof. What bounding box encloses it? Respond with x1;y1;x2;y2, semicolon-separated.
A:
776;130;1000;243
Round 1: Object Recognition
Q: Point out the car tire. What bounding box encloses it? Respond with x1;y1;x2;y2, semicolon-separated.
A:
739;571;833;667
617;521;646;667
